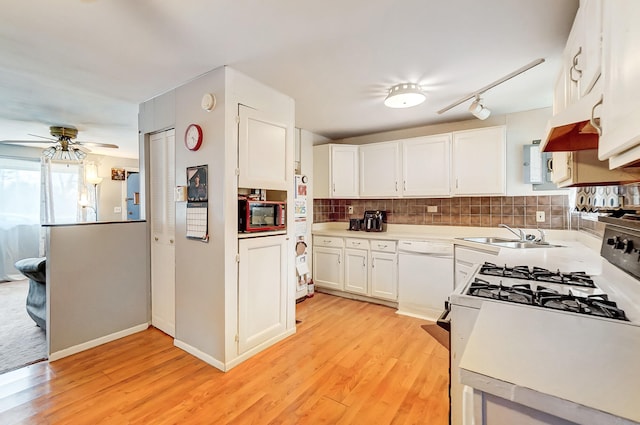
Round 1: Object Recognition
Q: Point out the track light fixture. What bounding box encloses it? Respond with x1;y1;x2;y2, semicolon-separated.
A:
468;96;491;120
384;83;426;108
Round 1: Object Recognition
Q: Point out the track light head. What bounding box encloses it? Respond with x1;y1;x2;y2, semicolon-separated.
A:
468;97;491;120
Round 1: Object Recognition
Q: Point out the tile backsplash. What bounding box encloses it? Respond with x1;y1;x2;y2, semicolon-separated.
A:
313;195;570;229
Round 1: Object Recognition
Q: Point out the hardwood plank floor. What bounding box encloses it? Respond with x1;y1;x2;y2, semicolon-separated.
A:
0;293;449;424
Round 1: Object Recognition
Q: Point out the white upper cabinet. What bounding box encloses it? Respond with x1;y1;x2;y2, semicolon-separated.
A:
564;0;602;105
598;0;640;164
238;105;289;190
451;126;506;196
402;134;451;197
313;144;359;198
359;142;401;197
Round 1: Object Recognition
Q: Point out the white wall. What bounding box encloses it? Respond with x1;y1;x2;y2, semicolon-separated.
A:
89;154;139;221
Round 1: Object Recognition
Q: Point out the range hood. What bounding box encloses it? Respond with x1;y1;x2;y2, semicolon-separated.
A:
541;84;602;153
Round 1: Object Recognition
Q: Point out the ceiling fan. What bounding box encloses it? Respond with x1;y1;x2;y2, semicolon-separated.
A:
0;125;119;161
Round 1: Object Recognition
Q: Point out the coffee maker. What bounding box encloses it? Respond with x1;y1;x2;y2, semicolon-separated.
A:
363;210;386;232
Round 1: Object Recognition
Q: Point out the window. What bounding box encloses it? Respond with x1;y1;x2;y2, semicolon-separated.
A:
0;157;40;224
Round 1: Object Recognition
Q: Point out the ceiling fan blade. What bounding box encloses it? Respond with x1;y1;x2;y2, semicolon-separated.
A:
27;133;57;141
0;140;54;144
75;145;92;153
76;141;119;149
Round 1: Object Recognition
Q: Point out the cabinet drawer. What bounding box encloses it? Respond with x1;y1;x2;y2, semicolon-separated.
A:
314;236;344;248
345;238;369;250
370;240;396;253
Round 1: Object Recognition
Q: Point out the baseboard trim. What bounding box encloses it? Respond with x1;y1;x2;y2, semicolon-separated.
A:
48;323;149;361
173;339;225;371
174;328;296;373
225;328;296;371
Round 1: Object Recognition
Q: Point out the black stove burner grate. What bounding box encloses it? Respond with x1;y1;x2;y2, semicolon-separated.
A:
467;277;629;321
479;262;596;288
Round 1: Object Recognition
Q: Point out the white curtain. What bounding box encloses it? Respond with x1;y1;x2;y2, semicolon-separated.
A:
40;158;84;224
0;156;40;280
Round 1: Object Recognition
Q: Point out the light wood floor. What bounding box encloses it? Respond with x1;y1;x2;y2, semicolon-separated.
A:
0;293;449;424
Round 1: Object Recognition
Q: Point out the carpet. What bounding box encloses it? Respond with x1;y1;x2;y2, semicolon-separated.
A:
0;279;47;375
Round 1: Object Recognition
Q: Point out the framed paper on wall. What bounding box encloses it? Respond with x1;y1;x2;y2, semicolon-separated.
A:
187;165;208;202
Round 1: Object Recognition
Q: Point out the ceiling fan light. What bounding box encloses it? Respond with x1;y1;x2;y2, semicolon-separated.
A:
384;83;426;108
41;145;86;162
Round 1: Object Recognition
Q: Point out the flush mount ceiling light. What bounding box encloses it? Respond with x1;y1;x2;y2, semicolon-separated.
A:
437;58;545;119
384;83;426;108
468;96;491;120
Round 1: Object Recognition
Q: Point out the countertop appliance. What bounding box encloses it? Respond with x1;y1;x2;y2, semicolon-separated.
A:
447;220;640;425
397;240;453;322
363;210;386;232
238;199;286;233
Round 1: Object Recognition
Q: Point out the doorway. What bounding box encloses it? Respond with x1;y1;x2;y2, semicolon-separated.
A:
126;171;140;220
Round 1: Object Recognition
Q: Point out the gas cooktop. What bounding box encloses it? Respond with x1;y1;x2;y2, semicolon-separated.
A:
479;262;595;287
468;276;628;321
467;262;629;321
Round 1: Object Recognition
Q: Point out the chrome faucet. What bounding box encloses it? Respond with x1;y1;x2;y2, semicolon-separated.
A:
499;223;525;241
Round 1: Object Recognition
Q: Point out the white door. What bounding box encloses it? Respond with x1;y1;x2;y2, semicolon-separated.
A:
402;134;451;197
238;105;289;190
370;252;398;301
150;130;176;337
238;235;287;354
344;248;368;295
312;246;343;290
359;142;400;197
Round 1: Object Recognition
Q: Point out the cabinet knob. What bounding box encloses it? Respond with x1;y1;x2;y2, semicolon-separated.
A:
154;237;159;241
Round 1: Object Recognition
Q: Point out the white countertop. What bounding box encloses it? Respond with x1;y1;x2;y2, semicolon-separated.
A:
459;302;640;425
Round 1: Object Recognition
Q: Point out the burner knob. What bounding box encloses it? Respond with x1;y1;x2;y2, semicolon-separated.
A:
608;236;624;250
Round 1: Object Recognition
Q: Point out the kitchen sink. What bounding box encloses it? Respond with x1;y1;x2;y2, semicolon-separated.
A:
461;237;564;249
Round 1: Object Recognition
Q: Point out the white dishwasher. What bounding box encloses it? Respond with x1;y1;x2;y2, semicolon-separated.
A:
397;239;454;322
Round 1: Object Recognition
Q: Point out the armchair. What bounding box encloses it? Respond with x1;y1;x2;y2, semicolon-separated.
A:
14;257;47;329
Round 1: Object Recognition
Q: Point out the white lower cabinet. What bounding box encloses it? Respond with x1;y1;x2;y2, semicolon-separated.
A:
313;236;344;291
344;248;369;295
370;251;398;301
237;235;287;355
315;236;398;302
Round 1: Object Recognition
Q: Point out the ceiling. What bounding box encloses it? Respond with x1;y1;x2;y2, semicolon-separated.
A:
0;0;578;159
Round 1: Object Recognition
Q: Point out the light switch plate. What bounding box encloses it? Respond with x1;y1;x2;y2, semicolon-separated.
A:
114;206;122;213
536;211;545;222
427;206;438;213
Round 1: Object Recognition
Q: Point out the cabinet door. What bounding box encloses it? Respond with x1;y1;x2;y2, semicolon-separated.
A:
312;246;343;290
402;134;451;196
238;235;287;354
344;248;368;295
598;0;640;161
331;146;359;198
563;0;602;105
238;105;289;190
551;151;572;185
452;127;506;196
359;142;400;197
370;252;398;301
